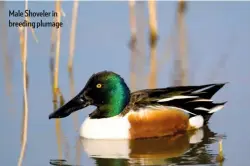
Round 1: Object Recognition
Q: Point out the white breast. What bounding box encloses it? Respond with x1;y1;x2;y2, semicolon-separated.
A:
80;115;131;139
80;107;206;140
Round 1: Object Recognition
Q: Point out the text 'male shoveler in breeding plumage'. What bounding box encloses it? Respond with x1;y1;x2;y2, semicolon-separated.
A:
49;71;227;140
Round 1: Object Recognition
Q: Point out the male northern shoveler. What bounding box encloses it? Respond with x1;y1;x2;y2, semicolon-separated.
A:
49;71;227;140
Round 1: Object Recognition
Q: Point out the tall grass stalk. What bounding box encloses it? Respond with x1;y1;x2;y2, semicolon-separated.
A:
128;0;137;91
136;2;146;89
49;51;64;160
55;111;63;159
50;57;64;159
21;71;29;144
0;2;14;112
56;88;65;159
68;0;79;130
54;0;62;93
49;3;56;103
26;16;39;43
68;68;79;131
49;0;64;160
148;0;158;88
18;0;28;165
216;139;225;163
58;90;71;162
75;137;81;165
68;0;79;70
174;0;188;86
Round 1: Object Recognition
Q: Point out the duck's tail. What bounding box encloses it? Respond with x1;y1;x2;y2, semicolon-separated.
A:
185;101;227;124
155;83;228;124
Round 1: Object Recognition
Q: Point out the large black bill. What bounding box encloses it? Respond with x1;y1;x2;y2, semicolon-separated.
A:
49;95;90;119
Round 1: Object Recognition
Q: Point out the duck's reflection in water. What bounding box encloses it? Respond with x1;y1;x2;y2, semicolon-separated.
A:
81;126;225;166
49;126;224;166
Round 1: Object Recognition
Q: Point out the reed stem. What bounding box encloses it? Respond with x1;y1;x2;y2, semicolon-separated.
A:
18;0;28;165
0;2;14;112
54;0;61;93
68;68;79;131
148;0;158;88
75;137;81;165
136;1;146;89
128;0;137;91
55;88;65;159
68;0;79;70
175;0;188;86
216;139;225;163
68;0;78;70
67;0;80;130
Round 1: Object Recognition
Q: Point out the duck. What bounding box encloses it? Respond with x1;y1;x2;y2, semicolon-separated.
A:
49;71;227;140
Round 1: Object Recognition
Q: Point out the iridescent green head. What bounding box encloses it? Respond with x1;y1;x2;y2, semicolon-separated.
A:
49;71;131;119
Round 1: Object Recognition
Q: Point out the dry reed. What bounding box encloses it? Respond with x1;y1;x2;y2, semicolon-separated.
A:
56;5;63;161
49;7;56;103
148;0;158;88
61;8;65;17
21;71;29;144
0;2;14;112
49;0;64;160
51;1;71;160
68;0;79;131
136;1;146;89
58;90;71;162
50;23;56;59
68;69;79;131
53;95;63;159
50;53;64;160
128;0;137;91
56;88;65;159
68;0;79;70
49;58;64;159
53;0;62;93
18;0;29;165
26;16;39;43
216;139;225;163
75;137;81;165
174;0;188;86
55;113;63;159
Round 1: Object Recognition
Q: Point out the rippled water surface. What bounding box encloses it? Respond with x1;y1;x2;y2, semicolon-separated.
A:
50;126;224;166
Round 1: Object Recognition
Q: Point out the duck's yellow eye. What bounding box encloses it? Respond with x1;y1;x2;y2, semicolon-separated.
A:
96;83;102;88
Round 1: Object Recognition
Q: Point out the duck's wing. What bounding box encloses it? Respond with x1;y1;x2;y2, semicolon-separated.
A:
130;83;226;101
123;83;227;123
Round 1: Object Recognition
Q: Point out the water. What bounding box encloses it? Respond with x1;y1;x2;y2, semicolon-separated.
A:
50;126;224;166
1;65;247;166
1;1;250;166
